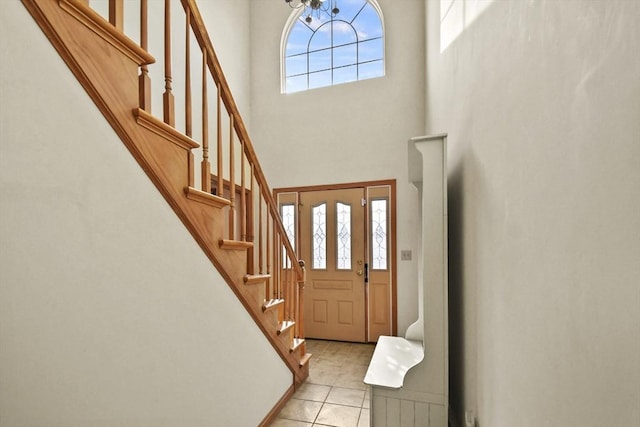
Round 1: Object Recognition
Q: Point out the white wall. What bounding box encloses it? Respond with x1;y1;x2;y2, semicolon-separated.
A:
0;2;290;425
249;0;426;335
197;0;252;122
90;0;252;128
425;0;640;426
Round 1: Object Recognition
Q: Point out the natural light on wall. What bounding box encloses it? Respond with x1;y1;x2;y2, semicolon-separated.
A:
441;0;494;52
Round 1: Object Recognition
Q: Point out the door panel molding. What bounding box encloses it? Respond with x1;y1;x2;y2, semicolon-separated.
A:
275;179;397;342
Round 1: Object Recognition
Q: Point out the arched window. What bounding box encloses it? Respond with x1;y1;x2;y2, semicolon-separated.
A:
282;0;385;93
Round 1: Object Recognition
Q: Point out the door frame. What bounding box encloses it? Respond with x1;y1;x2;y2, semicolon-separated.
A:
275;179;398;340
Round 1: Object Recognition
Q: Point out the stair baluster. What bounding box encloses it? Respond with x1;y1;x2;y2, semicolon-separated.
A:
139;0;151;111
163;0;175;126
108;0;123;30
216;84;223;197
185;11;192;138
201;49;211;193
228;114;235;240
240;137;247;242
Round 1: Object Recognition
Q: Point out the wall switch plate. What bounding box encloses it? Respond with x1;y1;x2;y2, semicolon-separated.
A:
400;250;412;261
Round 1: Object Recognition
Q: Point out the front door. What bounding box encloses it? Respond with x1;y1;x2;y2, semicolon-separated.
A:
299;188;366;342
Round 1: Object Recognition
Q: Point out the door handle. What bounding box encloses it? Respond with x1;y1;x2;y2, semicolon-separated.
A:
357;269;363;276
364;263;369;284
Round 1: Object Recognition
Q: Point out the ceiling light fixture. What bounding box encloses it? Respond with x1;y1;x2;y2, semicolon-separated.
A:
284;0;340;23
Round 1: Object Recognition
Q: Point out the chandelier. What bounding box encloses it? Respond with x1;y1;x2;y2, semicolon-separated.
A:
285;0;340;23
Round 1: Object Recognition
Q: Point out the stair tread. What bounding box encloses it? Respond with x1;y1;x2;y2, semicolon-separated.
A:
299;352;312;367
290;337;305;353
262;298;284;313
184;187;230;208
277;320;295;335
244;274;271;285
134;108;199;150
219;239;253;250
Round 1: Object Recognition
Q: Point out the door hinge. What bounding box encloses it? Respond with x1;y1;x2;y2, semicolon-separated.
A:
361;198;366;206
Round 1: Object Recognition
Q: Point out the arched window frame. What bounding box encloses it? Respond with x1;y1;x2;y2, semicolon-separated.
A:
280;0;386;94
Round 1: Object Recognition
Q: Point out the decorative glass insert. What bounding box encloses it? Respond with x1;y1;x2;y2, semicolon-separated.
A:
312;203;327;269
336;202;352;270
280;203;296;268
283;0;384;93
370;198;388;270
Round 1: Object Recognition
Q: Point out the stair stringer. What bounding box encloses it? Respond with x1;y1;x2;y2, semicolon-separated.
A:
21;0;310;385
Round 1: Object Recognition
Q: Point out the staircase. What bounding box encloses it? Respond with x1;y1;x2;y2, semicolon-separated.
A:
21;0;310;409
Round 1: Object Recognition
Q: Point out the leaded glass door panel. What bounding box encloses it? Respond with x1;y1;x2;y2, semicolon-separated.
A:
300;188;366;342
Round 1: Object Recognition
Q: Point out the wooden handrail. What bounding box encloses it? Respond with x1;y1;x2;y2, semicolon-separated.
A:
88;0;306;370
98;0;304;287
177;0;303;282
174;2;308;383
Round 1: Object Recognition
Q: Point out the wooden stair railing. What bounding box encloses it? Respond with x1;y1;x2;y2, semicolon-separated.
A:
21;0;310;402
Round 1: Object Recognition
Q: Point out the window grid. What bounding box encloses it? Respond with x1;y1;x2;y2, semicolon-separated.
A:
286;38;384;79
280;204;296;269
284;1;384;93
370;198;388;270
312;203;327;270
336;202;352;270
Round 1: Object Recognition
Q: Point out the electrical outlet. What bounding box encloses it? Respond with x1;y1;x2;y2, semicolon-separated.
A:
400;250;412;261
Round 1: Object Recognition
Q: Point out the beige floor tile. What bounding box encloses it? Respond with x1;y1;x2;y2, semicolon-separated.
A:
325;387;366;407
308;366;340;386
333;379;368;391
306;340;329;353
326;341;354;351
350;343;375;354
276;340;375;425
315;403;361;427
357;408;370;427
278;398;322;423
294;383;331;402
351;353;374;366
342;363;368;378
270;418;313;427
313;356;345;370
332;371;368;390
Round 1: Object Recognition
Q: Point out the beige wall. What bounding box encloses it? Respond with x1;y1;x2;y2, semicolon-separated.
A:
249;0;427;335
0;2;290;425
425;0;640;425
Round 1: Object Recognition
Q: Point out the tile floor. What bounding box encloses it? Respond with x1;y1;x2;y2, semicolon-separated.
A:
272;339;375;427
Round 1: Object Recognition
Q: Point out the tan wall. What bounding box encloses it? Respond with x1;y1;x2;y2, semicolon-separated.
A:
425;0;640;425
0;2;290;425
